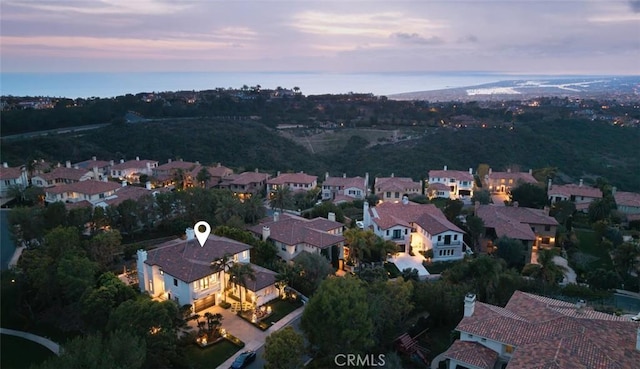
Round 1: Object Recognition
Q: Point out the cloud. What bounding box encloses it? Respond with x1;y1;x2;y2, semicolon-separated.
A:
630;1;640;12
391;32;444;45
459;35;479;43
4;0;190;15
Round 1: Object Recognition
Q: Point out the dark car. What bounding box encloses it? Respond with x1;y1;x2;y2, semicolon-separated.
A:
230;351;256;369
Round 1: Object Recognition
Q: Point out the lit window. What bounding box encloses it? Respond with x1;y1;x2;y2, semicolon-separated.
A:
505;345;514;354
160;270;164;275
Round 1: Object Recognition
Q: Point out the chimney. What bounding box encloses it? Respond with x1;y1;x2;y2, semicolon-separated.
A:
93;166;99;179
575;299;586;313
543;206;550;216
122;180;127;187
146;162;151;171
325;172;329;180
328;212;336;222
57;162;61;167
2;162;7;168
262;226;271;241
464;293;476;317
277;171;281;177
579;179;583;187
168;158;172;163
343;173;346;178
120;159;125;164
548;178;553;192
469;168;473;175
528;169;533;175
612;186;617;195
185;227;195;241
136;156;140;161
488;168;492;175
217;162;221;168
507;168;511;173
273;211;280;222
195;161;200;165
402;195;409;205
255;168;259;173
146;181;152;190
391;173;395;177
110;160;114;166
65;160;71;168
513;201;519;207
92;156;97;161
365;172;369;188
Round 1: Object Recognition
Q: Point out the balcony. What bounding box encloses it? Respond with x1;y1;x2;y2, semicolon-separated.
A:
192;282;221;300
434;241;462;247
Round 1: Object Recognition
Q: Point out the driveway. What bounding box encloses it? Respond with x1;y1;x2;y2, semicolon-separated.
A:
553;256;577;284
388;252;429;278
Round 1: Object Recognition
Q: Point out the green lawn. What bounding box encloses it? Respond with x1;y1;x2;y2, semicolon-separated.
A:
384;262;401;278
184;340;241;369
0;334;55;369
574;228;613;269
261;298;303;326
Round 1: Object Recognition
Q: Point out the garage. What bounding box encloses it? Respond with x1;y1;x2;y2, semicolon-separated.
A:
193;294;216;312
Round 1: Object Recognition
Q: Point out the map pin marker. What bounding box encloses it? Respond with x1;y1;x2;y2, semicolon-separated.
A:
194;221;211;247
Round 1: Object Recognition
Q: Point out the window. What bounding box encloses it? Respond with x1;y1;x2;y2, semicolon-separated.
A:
531;226;536;232
505;345;514;354
542;237;551;244
386;230;390;236
394;192;400;198
233;254;238;262
438;235;442;241
149;280;154;292
242;251;248;259
509;179;513;184
173;278;178;287
281;244;286;251
393;229;402;239
386;192;391;198
454;235;458;240
544;225;551;231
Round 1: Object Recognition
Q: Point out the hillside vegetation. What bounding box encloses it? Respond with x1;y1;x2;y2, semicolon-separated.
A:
1;116;639;191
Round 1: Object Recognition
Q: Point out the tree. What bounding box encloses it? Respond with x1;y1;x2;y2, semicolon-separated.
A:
80;272;137;331
264;326;305;369
525;249;566;286
57;255;98;303
293;251;335;295
43;201;68;230
269;186;294;213
227;262;256;313
495;236;526;269
401;268;419;282
368;279;414;345
612;242;639;275
443;199;464;222
357;266;389;284
588;198;612;223
510;183;547;209
215;195;242;226
37;330;146;369
471;189;491;205
196;167;211;188
550;200;576;226
465;215;485;251
116;199;139;234
172;168;187;190
86;230;123;269
308;201;345;222
242;194;266;224
301;276;374;355
210;252;232;303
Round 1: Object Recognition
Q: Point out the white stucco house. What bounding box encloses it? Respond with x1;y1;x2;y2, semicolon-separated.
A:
363;197;467;261
137;229;278;312
0;162;28;198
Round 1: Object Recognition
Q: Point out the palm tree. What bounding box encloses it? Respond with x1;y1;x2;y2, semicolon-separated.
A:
25;159;37;186
535;249;567;286
196;167;211;188
215;195;242;226
269;186;294;213
172;168;187;190
210;253;232;303
344;228;375;266
242;194;266;224
228;262;256;314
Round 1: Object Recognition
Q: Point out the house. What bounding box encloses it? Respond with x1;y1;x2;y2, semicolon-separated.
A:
153;159;201;188
363;197;467;261
31;162;95;187
247;212;345;265
613;187;640;221
266;172;318;197
200;163;234;188
137;230;279;312
110;157;158;182
485;168;537;194
44;180;121;205
374;175;421;202
218;170;270;200
95;182;166;208
475;204;558;264
321;173;369;203
548;179;602;212
0;163;28;198
443;291;640;369
428;166;474;201
72;156;112;179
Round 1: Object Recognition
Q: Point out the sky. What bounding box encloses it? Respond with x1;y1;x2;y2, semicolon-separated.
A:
1;0;639;76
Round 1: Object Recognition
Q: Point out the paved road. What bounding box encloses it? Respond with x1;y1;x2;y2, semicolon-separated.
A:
0;328;62;355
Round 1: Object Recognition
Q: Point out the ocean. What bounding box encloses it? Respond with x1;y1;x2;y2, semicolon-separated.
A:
0;71;563;99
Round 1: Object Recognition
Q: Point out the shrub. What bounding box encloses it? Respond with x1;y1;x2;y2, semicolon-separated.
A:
219;301;231;309
225;333;245;348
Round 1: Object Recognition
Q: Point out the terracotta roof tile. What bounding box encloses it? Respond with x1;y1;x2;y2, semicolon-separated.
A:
246;263;277;291
45;180;121;195
444;340;498;369
156;161;198;171
111;159;158;170
549;184;603;199
428;169;474;182
476;205;558;241
144;235;252;283
323;176;367;189
36;167;92;181
614;191;640;208
374;177;421;192
488;171;538;184
222;171;270;186
267;172;317;185
248;214;344;249
73;159;111;170
103;186;153;206
0;166;24;180
368;201;464;234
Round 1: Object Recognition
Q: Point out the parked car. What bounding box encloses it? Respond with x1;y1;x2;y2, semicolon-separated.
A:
631;313;640;322
356;221;364;229
230;351;256;369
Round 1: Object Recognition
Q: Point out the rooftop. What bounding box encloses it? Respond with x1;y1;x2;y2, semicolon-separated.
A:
368;201;464;234
45;180;121;195
35;167;91;181
323;176;367;189
428;168;474;182
0;165;24;180
614;190;640;208
267;172;317;185
222;171;271;186
488;171;537;184
111;159;158;171
248;213;344;249
374;177;421;192
549;183;603;199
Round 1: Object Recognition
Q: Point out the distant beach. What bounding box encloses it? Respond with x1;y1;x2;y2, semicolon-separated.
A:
0;71;568;99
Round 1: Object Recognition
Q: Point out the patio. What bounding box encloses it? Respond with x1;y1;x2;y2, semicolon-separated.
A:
387;252;430;279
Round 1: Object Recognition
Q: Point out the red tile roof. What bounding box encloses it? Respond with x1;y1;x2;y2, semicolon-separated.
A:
223;171;270;186
549;184;603;199
444;340;498;369
103;186;153;206
323;176;367;189
0;166;24;180
428;182;450;192
476;205;537;240
111;159;158;171
614;191;640;208
428;169;473;182
374;177;421;192
156;160;198;171
73;159;111;170
144;235;252;283
368;201;464;234
36;167;91;181
246;263;277;291
477;204;558;229
248;213;344;249
267;172;317;185
45;180;121;195
453;291;640;369
206;164;234;178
